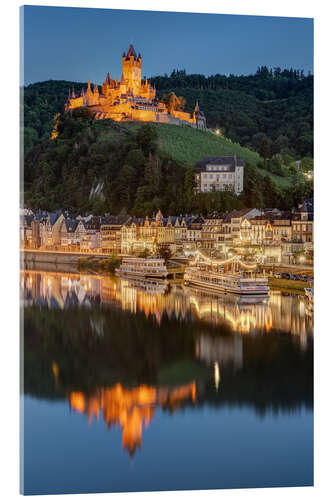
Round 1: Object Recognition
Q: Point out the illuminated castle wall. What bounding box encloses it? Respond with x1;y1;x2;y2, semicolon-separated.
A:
65;44;206;129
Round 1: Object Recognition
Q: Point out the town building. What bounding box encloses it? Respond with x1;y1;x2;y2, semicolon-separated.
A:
195;156;244;195
100;215;131;253
59;219;87;248
66;44;206;129
40;212;64;248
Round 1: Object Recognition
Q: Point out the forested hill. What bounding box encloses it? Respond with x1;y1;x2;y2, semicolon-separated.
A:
24;112;313;215
23;66;313;157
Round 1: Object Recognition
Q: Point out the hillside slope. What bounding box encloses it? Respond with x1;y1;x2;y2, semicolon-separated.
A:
92;121;260;166
24;115;312;215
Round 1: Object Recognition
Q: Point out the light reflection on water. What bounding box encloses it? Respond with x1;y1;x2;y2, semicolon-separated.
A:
22;269;313;493
21;269;313;339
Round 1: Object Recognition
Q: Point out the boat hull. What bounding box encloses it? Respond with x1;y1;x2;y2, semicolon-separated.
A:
116;270;167;279
184;276;269;297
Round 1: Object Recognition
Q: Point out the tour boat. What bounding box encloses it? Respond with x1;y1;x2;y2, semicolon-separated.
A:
115;257;168;279
184;265;269;297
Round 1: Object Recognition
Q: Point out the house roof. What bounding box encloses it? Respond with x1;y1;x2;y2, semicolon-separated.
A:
298;198;314;213
64;219;79;233
83;216;101;230
224;208;256;222
23;215;34;227
195;156;244;173
49;212;62;226
101;215;131;226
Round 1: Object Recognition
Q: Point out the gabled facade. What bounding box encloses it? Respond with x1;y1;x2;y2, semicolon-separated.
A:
41;212;64;248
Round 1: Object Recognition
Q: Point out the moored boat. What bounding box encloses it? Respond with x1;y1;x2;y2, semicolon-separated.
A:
116;257;168;279
184;263;269;297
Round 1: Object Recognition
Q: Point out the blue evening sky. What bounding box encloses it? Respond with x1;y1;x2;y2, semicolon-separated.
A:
22;6;313;85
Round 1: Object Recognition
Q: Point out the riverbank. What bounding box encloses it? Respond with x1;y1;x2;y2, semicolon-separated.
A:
22;249;121;274
268;277;307;293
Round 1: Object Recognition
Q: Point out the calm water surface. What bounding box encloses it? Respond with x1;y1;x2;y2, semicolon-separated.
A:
21;269;313;494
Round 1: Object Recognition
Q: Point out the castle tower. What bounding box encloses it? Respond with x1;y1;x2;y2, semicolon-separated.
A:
122;44;142;94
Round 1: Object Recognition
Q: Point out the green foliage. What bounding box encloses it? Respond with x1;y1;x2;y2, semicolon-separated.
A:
301;157;314;172
135;124;158;156
152;122;260;166
259;137;271;160
77;255;121;273
150;67;313;158
156;245;172;262
23;70;313;157
24;112;312;215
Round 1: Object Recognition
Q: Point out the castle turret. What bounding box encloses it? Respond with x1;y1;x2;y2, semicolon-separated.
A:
193;100;207;130
120;73;126;94
85;79;93;106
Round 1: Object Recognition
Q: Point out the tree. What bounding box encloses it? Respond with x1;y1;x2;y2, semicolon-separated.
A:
184;165;196;210
162;92;186;113
301;157;314;172
135;124;158;156
156;245;172;262
259;137;272;162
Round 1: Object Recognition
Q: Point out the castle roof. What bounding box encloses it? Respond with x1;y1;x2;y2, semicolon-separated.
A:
126;44;137;58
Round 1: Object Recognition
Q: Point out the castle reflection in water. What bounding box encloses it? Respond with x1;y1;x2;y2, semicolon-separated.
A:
68;383;196;456
22;270;313;456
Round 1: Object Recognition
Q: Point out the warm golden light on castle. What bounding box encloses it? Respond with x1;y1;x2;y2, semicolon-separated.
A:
65;44;206;128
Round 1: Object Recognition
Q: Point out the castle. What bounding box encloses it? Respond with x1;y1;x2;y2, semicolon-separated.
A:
65;44;206;129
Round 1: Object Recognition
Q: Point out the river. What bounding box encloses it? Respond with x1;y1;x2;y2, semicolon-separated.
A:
21;269;313;494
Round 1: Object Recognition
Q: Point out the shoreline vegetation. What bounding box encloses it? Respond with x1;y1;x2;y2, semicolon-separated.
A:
77;255;121;274
268;277;308;293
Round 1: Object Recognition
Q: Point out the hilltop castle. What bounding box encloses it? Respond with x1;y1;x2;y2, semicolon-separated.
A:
65;44;206;129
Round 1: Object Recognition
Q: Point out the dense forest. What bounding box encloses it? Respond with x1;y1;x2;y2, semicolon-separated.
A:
23;66;313;157
24;109;313;215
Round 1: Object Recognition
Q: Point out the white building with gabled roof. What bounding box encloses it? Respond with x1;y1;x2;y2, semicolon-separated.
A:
195;155;244;195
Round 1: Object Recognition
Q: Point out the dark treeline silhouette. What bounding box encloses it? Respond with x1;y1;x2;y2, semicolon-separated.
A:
150;66;312;98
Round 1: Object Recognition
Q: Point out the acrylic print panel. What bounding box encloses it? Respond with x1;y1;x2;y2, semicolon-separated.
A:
21;4;314;495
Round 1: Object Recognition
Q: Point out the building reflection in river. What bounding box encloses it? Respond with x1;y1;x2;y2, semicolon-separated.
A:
68;382;196;456
21;270;313;342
